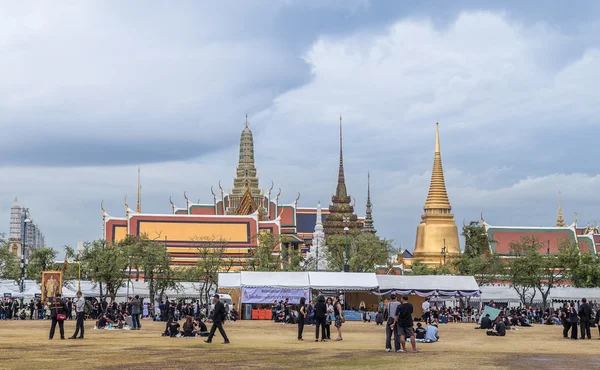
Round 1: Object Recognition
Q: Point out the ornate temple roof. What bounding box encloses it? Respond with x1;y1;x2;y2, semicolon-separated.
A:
323;116;361;236
423;122;452;214
361;172;376;233
555;192;565;227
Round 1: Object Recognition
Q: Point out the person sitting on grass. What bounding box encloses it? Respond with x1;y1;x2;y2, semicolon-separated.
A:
183;316;196;337
168;318;181;337
415;322;426;339
425;323;439;343
230;305;239;322
486;317;506;337
479;314;493;329
95;313;113;329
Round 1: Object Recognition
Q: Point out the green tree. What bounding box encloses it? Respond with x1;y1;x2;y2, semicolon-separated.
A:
463;221;491;255
245;231;280;271
325;231;393;272
0;233;19;280
185;237;233;305
558;241;600;288
79;239;128;301
407;260;453;275
507;236;542;307
26;247;58;283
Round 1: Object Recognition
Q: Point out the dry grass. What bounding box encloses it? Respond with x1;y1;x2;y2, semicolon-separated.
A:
0;319;598;369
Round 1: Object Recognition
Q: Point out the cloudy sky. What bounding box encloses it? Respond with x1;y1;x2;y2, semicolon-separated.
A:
2;0;600;255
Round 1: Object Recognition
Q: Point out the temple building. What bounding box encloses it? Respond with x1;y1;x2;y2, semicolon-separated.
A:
102;115;365;270
304;201;327;270
322;117;361;236
482;198;598;256
412;122;460;266
361;173;376;234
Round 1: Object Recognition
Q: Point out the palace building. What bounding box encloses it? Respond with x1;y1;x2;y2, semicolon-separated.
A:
102;116;367;270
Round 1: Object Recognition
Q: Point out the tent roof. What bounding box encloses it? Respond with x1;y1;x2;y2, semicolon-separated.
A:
480;285;600;302
376;275;480;292
218;272;241;289
308;272;379;291
240;272;310;288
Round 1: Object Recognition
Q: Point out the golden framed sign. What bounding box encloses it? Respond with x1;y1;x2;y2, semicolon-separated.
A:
41;271;62;302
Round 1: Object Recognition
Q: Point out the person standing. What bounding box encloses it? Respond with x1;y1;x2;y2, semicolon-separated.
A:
69;291;85;339
421;298;431;324
333;296;344;341
578;297;592;339
392;295;418;353
131;295;142;330
385;294;401;352
297;297;307;341
49;293;66;340
560;303;570;339
205;294;230;344
314;295;327;342
568;302;579;340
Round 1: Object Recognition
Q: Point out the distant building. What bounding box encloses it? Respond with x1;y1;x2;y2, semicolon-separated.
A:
9;197;46;257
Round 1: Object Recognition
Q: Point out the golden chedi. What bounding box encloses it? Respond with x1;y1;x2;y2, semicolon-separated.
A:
412;122;460;266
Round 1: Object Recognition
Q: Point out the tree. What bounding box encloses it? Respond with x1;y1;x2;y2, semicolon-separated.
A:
325;231;393;272
279;242;304;272
406;260;453;275
506;236;542;307
185;237;232;305
450;221;505;286
245;231;279;271
79;239;128;301
558;241;600;288
26;247;58;283
0;234;19;280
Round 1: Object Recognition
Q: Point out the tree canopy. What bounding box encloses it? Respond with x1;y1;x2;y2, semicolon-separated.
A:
325;231;393;272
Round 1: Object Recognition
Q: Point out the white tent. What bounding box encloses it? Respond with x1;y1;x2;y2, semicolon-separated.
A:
240;271;310;288
376;275;480;295
479;285;600;303
308;272;379;291
218;272;241;289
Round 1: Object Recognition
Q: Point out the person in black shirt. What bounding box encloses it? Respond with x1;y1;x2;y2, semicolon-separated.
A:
297;297;307;341
168;318;180;337
415;323;426;339
313;295;327;342
49;293;66;340
480;314;493;329
569;302;579;340
391;296;418;353
578;298;592;339
205;294;230;344
560;303;570;339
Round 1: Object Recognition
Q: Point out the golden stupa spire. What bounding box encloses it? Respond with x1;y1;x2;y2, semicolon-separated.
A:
423;122;452;213
136;167;142;213
556;190;565;227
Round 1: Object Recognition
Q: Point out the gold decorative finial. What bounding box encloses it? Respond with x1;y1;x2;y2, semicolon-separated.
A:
136;167;142;213
101;201;107;216
556;190;565;227
245;113;249;128
423;122;451;213
574;212;578;226
480;211;485;224
124;196;129;217
169;196;175;214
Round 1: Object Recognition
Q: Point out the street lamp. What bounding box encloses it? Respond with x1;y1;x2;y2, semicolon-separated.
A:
343;216;350;272
441;239;446;266
21;218;31;306
547;240;550;256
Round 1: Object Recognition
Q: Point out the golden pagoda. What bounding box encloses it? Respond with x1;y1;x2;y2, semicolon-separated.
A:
555;192;565;227
412;122;460;266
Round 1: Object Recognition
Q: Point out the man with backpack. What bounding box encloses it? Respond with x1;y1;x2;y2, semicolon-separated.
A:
69;291;85;339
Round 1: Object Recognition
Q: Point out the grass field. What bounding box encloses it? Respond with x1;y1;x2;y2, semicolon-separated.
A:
0;319;599;369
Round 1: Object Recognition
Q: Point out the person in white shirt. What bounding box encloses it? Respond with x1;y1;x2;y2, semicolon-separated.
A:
69;291;86;339
422;299;431;324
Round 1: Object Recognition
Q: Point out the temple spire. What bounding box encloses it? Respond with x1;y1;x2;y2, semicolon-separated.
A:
362;172;376;233
136;167;142;213
336;115;347;198
423;122;452;213
556;191;565;227
315;201;323;233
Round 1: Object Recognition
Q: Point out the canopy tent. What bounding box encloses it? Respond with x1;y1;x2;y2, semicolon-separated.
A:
218;272;241;289
375;275;481;298
479;285;600;304
240;271;310;288
308;272;379;291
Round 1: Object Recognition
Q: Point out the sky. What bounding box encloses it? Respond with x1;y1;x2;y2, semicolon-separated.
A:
1;0;600;255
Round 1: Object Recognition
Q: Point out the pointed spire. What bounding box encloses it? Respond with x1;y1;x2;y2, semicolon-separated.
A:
336;115;347;198
423;122;452;213
136;167;142;213
245;113;249;128
556;190;565;227
13;196;18;205
362;172;376;233
315;201;323;233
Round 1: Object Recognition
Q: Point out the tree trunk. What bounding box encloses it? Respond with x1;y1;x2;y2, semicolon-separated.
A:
99;281;104;302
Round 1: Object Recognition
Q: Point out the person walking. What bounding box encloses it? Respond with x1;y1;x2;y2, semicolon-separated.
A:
297;297;307;341
385;294;401;352
49;293;66;340
568;302;579;340
578;297;592;339
131;295;142;330
314;295;327;342
205;294;230;344
69;291;85;339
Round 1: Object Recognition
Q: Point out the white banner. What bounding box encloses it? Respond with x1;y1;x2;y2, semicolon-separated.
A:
242;287;309;304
